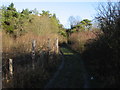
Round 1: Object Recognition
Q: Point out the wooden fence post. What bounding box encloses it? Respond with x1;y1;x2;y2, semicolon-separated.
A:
9;59;13;78
47;38;51;51
46;38;51;67
55;38;59;54
40;51;45;68
39;50;46;72
32;40;36;70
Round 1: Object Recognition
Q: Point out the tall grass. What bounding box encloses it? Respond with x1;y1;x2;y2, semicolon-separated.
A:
1;7;66;88
2;30;63;88
3;31;61;53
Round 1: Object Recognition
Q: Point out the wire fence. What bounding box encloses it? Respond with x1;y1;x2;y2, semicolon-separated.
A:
2;38;59;83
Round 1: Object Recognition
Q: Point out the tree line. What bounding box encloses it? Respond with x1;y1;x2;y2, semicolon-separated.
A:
0;3;63;38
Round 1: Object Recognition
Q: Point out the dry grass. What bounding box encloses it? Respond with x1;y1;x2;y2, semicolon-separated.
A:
1;10;66;88
2;31;63;88
3;31;60;53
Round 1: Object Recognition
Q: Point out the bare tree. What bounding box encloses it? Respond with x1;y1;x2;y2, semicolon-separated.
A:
68;16;81;29
96;1;120;38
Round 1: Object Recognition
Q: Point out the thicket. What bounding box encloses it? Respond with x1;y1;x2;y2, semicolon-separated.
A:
67;1;120;88
1;3;65;88
82;2;120;87
68;31;97;53
65;18;93;45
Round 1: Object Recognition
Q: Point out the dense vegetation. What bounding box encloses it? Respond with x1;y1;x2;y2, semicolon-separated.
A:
1;1;120;88
68;2;120;87
82;2;120;87
1;3;65;88
1;3;64;36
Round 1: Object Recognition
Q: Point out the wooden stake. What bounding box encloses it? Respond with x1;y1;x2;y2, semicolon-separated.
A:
47;38;51;51
9;59;13;77
32;40;36;70
56;38;59;54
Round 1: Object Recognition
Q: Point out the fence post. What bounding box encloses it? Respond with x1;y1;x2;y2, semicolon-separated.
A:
41;51;44;68
46;38;51;67
9;59;13;78
47;38;51;51
55;38;59;54
32;40;36;70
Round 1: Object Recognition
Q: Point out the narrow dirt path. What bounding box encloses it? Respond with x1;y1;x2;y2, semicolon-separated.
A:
45;45;89;88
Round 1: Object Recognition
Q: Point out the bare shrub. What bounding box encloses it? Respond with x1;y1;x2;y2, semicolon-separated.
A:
68;31;97;53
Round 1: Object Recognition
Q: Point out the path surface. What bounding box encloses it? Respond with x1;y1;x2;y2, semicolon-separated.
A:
45;45;89;88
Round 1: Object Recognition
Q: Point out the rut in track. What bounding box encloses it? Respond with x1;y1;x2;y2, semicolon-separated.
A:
45;45;89;88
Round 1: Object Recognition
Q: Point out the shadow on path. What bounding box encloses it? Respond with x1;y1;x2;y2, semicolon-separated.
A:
45;44;89;88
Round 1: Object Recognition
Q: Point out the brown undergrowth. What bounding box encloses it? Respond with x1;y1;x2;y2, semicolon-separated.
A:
2;31;64;88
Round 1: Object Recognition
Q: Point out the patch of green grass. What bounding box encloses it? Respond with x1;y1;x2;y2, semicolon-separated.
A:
60;48;74;55
63;53;74;55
